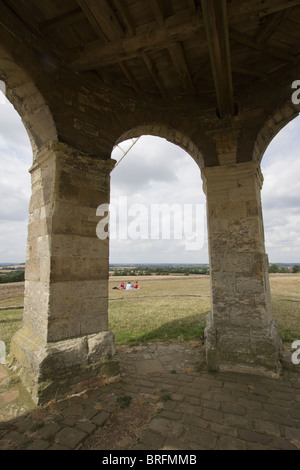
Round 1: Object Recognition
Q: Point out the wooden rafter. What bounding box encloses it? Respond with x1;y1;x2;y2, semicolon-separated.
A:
76;0;124;41
75;0;109;43
76;0;142;94
187;0;197;16
255;11;286;45
119;62;141;94
3;0;62;56
2;0;300;111
201;0;235;117
113;0;135;36
150;0;165;26
66;11;204;71
142;53;166;98
149;2;196;98
39;8;84;31
231;66;268;81
230;28;296;63
140;0;166;96
168;42;195;97
228;0;300;24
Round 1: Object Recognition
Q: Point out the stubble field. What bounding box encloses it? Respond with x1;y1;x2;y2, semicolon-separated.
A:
0;274;300;354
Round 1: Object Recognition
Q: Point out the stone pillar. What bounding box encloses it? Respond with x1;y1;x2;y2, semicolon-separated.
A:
202;161;281;377
10;141;118;403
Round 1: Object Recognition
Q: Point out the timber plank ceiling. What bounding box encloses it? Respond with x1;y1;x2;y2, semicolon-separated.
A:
2;0;300;118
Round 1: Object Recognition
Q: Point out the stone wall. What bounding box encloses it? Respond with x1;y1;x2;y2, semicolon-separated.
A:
10;142;118;403
202;161;280;376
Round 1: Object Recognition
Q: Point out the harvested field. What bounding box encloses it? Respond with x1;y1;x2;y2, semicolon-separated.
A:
0;282;24;302
1;275;300;348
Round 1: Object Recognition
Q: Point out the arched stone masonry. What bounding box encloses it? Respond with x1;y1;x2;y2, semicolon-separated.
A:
1;11;298;403
9;142;118;403
202;161;280;376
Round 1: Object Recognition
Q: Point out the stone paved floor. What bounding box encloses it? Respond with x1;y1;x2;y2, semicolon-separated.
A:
0;341;300;450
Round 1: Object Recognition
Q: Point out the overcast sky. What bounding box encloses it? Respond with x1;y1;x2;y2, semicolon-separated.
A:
0;94;299;265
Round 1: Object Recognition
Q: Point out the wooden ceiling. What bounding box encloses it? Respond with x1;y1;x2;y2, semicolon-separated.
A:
2;0;300;118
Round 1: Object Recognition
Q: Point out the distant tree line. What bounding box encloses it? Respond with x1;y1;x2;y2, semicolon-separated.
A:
112;264;299;276
0;271;24;283
111;265;210;277
269;264;300;274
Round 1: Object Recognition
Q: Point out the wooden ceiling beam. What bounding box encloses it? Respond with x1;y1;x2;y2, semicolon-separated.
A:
227;0;300;24
76;0;108;43
149;3;196;97
230;28;296;63
66;11;204;71
76;0;142;94
187;0;197;16
39;8;84;31
201;0;235;117
255;11;286;45
150;0;165;26
142;53;167;98
113;0;135;36
231;66;268;81
76;0;124;42
4;0;42;36
3;0;63;56
168;42;196;97
119;62;141;94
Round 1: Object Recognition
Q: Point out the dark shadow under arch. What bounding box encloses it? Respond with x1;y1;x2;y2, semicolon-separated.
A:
0;44;57;157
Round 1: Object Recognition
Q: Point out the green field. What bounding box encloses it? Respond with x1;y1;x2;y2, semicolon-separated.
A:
109;276;210;344
1;274;300;354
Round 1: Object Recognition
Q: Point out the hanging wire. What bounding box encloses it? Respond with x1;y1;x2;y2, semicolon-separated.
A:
112;137;140;171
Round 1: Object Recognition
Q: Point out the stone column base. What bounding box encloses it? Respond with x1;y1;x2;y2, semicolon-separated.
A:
9;329;119;404
205;312;281;378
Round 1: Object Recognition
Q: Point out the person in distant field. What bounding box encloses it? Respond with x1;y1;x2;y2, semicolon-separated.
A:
134;281;139;289
126;282;132;290
120;282;125;289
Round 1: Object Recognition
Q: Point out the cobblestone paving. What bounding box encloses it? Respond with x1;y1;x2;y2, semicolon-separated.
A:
0;341;300;450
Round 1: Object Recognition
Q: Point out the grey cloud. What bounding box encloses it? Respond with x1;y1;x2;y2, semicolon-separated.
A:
0;190;29;221
111;154;178;192
263;194;300;212
0;220;28;262
111;135;202;196
0;102;31;151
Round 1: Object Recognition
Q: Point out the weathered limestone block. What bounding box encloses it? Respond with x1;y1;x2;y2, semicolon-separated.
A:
202;161;280;377
9;141;118;404
11;327;117;402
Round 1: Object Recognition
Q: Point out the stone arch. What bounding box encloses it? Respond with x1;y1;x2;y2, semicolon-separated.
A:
108;131;208;348
253;100;300;164
0;44;57;158
256;105;300;268
114;124;205;169
110;130;207;255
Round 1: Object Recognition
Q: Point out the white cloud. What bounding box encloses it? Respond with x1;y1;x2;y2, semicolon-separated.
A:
261;114;300;263
0;101;32;152
0;220;28;261
0;149;31;221
110;136;208;263
0;101;32;262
